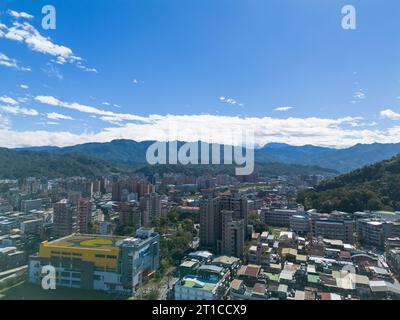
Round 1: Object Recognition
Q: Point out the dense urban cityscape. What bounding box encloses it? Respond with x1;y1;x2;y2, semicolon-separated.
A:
0;163;399;301
1;1;400;308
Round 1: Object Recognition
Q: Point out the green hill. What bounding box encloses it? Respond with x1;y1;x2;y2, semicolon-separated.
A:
298;155;400;212
0;149;128;179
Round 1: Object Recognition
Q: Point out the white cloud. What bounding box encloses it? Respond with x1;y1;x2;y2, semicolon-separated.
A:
36;121;59;126
0;95;390;148
46;112;73;120
43;63;63;80
1;105;38;116
19;84;29;89
76;62;98;73
17;97;30;103
7;10;34;19
0;114;10;130
380;109;400;120
0;52;31;71
0;96;18;105
3;22;74;58
0;21;96;72
35;95;148;122
132;79;144;85
353;89;366;101
219;96;242;106
102;102;121;108
274;106;293;112
0;109;393;148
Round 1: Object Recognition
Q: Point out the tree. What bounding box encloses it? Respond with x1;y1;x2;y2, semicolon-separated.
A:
248;211;266;233
139;288;160;300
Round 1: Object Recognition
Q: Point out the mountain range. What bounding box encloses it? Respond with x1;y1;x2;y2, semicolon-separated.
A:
16;140;400;173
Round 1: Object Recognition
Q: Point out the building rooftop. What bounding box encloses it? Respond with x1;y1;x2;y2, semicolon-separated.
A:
230;279;243;291
198;264;224;274
307;274;320;284
237;264;261;278
188;250;213;260
252;283;267;295
212;255;240;266
278;284;288;293
46;234;126;249
279;270;294;281
180;260;198;268
181;275;218;292
295;290;305;300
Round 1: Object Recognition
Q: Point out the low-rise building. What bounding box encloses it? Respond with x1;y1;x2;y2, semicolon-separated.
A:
174;265;230;300
261;209;296;227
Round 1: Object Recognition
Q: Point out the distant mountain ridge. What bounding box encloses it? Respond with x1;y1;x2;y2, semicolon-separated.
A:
16;140;400;173
256;142;400;172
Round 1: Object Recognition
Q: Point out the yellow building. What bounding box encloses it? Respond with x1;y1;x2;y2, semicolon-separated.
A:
29;229;160;294
37;234;124;271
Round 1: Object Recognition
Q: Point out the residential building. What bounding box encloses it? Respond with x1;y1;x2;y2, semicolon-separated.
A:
310;213;354;244
21;199;42;214
261;208;296;227
77;198;92;234
174;264;230;300
357;219;387;248
200;194;248;256
221;210;245;259
118;202;141;228
53;200;75;239
140;193;161;227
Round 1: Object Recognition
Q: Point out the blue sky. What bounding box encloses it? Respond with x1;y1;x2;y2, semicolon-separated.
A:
0;0;400;148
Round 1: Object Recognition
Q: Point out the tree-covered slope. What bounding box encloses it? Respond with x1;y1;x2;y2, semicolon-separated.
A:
298;155;400;212
0;149;127;179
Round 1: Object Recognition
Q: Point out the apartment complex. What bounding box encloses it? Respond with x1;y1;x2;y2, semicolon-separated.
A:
53;200;74;239
118;202;141;228
112;180;155;202
262;209;354;244
310;213;354;244
261;209;297;227
77;198;92;234
221;210;245;259
140;193;161;227
356;219;400;248
200;194;248;257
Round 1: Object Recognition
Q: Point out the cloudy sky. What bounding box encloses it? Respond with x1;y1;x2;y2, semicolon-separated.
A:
0;0;400;148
